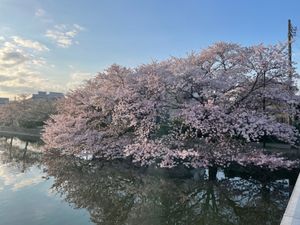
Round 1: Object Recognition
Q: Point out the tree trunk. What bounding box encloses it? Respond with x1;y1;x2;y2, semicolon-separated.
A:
9;137;13;147
208;166;218;181
23;141;28;158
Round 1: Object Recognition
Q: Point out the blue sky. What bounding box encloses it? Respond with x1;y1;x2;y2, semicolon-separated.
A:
0;0;300;98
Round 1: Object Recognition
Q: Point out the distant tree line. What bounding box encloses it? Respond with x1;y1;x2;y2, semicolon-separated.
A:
0;95;58;129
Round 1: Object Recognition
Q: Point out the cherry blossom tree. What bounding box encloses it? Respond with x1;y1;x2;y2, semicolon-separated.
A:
42;42;300;169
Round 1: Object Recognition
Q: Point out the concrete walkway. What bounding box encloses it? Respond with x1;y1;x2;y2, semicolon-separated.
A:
0;130;40;137
281;173;300;225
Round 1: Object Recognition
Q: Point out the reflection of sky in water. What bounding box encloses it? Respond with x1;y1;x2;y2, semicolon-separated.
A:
0;139;297;225
0;165;43;191
0;147;92;225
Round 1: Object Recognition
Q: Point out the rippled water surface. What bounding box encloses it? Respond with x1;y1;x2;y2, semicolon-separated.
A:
0;139;298;225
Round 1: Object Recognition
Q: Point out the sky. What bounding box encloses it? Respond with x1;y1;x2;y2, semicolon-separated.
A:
0;0;300;99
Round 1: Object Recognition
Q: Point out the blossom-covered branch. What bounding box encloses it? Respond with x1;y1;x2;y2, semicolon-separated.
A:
42;42;300;169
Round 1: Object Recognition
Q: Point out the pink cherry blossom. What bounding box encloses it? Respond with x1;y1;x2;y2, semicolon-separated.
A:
42;42;300;169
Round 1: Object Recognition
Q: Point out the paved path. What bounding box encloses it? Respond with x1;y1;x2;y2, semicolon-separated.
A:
281;173;300;225
0;130;40;137
0;127;41;142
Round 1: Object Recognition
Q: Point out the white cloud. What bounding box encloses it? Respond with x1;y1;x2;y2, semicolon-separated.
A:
35;8;45;17
45;24;85;48
12;36;49;52
0;41;29;68
0;36;63;98
1;51;27;67
67;72;93;90
34;8;53;23
73;24;85;31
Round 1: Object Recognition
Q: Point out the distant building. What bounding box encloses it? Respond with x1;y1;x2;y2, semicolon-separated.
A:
32;91;64;100
32;91;47;99
0;98;9;105
48;92;65;99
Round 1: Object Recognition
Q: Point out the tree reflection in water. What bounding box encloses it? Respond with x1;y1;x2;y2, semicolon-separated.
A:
43;154;297;225
0;139;42;173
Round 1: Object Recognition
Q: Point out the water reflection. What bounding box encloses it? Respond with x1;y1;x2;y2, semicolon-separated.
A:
44;155;297;225
0;140;42;190
0;140;91;225
0;139;298;225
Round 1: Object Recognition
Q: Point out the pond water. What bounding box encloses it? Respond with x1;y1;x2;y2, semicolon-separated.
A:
0;139;299;225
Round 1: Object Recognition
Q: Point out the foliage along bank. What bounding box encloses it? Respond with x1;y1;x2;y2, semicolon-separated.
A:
42;42;300;169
